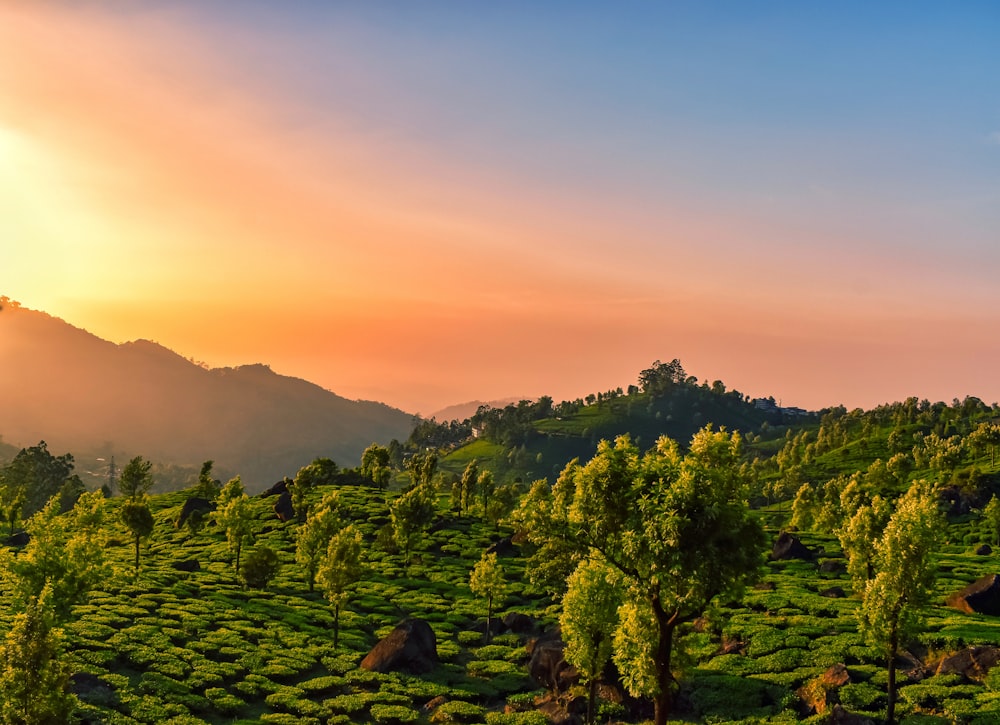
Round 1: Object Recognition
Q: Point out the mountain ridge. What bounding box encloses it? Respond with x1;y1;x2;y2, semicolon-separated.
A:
0;300;415;491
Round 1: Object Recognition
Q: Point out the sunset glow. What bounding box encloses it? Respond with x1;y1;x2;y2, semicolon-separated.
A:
3;3;998;414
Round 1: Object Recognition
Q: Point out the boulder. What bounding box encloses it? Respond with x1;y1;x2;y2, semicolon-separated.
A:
273;492;295;522
947;574;1000;616
820;586;847;599
932;645;1000;681
797;664;851;716
172;559;201;572
977;544;993;556
819;559;847;574
528;630;579;692
175;497;215;529
260;478;291;498
502;612;538;635
71;672;117;707
486;535;519;557
360;619;438;674
771;531;816;561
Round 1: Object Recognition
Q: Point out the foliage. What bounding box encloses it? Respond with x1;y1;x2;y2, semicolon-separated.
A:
317;525;364;648
214;492;254;572
0;441;77;518
0;586;75;725
391;482;436;560
361;444;393;490
240;545;281;589
118;455;154;500
120;497;155;571
291;457;339;521
295;491;343;591
192;460;221;499
470;552;506;644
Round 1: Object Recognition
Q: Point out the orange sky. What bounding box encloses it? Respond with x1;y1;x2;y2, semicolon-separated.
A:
3;4;999;414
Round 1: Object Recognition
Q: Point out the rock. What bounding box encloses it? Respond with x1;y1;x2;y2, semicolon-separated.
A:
528;630;579;692
797;664;851;716
260;478;291;498
819;559;847;574
932;645;1000;681
503;612;537;635
978;544;993;556
422;695;447;713
771;531;816;561
820;586;847;599
828;704;875;725
947;574;1000;616
175;497;215;529
172;559;201;572
360;619;438;674
754;580;776;591
486;535;519;557
4;531;29;547
273;492;295;522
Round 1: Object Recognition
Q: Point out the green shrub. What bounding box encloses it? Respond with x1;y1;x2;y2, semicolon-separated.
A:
370;703;420;723
430;700;485;723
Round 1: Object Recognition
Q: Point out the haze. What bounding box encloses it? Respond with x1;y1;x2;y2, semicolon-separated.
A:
2;3;998;415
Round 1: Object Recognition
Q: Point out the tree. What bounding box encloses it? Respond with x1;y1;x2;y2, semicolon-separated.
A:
317;525;364;648
837;494;892;586
118;456;153;500
405;451;438;490
0;484;25;538
296;492;343;592
119;498;154;571
969;422;1000;470
514;428;766;725
0;491;109;619
984;495;1000;546
478;470;495;518
560;559;621;724
218;476;245;505
361;444;392;490
291;458;339;521
0;586;74;725
193;460;221;499
857;482;944;724
240;545;281;589
390;483;436;562
1;441;76;518
215;493;254;573
459;460;479;514
469;552;506;645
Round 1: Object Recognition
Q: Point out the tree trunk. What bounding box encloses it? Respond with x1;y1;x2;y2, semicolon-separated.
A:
588;677;598;725
485;593;493;645
134;534;141;571
887;625;898;725
651;597;678;725
333;603;341;649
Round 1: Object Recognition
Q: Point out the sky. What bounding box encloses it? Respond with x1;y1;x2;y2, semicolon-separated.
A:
1;2;998;415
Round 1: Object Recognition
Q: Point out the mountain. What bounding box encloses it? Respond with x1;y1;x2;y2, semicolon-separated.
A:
0;301;415;492
429;397;530;422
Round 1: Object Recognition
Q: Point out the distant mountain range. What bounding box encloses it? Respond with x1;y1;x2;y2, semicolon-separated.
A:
429;397;530;422
0;301;415;492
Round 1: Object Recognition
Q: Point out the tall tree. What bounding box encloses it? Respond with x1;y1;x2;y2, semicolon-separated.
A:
984;495;1000;546
120;499;155;571
560;559;621;725
515;427;766;725
361;444;392;490
857;482;944;725
118;456;154;500
0;586;75;725
215;493;254;573
291;458;339;521
390;483;436;562
459;460;479;514
469;552;506;645
193;460;221;499
296;492;343;592
317;525;364;648
1;441;76;517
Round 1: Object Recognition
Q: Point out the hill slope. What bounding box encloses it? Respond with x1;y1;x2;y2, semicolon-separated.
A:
0;301;414;491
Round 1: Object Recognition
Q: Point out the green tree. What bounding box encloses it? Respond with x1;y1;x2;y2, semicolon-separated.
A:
469;551;506;645
291;458;339;521
193;460;221;499
837;494;892;586
317;525;364;648
984;495;1000;546
560;559;621;724
459;460;479;514
405;451;438;489
0;492;108;619
0;586;75;725
361;444;392;490
217;476;245;505
296;492;343;592
119;498;154;571
0;484;25;538
478;470;496;518
1;441;76;517
969;422;1000;470
390;483;436;562
118;455;153;500
857;482;944;725
240;545;281;590
514;428;765;725
214;493;254;573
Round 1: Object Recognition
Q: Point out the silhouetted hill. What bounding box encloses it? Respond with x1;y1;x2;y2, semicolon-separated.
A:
0;301;415;491
429;397;528;422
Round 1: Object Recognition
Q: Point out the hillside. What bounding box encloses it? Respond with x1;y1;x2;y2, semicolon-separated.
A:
0;301;414;491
